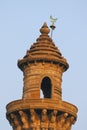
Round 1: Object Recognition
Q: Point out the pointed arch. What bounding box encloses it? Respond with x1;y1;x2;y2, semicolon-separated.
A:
41;76;52;98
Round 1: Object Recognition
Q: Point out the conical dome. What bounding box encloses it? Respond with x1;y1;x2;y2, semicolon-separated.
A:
18;23;69;71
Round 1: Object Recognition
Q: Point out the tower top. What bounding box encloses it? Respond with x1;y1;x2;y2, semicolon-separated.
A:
18;22;69;72
6;22;78;130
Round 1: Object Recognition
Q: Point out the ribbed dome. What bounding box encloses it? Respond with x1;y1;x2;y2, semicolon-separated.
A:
18;23;69;71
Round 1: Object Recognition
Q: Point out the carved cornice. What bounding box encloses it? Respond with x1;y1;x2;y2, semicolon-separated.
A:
6;99;78;118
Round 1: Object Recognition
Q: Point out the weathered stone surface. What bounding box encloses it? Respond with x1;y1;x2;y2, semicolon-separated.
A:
6;22;78;130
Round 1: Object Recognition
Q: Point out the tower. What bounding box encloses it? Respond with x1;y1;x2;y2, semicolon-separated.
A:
6;22;78;130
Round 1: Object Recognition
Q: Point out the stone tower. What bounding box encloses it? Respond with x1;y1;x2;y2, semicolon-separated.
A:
6;23;78;130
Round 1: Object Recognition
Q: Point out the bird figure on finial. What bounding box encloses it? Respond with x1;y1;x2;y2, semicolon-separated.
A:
50;15;57;25
50;15;57;38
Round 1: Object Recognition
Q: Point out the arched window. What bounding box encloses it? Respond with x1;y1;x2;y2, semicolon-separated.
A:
41;77;52;98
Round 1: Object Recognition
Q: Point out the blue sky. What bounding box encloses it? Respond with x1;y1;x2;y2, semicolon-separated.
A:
0;0;87;129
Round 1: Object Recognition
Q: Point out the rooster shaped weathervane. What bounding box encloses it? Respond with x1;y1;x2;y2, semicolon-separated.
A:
50;15;57;38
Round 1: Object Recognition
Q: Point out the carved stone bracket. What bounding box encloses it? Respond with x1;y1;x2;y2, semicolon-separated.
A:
7;109;76;130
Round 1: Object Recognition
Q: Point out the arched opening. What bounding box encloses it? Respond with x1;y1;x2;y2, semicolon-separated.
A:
41;77;52;98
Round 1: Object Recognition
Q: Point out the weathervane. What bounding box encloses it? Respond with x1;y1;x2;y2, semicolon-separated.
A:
50;16;57;38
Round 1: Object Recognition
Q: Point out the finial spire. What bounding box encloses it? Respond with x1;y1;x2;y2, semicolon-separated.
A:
40;22;50;34
50;16;57;38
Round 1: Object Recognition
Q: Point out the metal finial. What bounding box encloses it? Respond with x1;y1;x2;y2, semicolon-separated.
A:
50;16;57;38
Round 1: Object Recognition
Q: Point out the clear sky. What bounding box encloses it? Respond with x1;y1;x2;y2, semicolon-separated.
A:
0;0;87;130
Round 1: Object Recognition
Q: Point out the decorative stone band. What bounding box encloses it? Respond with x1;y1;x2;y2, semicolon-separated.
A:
18;57;69;72
6;99;78;118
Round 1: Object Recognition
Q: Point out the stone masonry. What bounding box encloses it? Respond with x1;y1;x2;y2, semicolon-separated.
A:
6;22;78;130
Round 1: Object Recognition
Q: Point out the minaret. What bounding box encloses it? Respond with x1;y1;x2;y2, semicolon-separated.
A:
6;22;78;130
